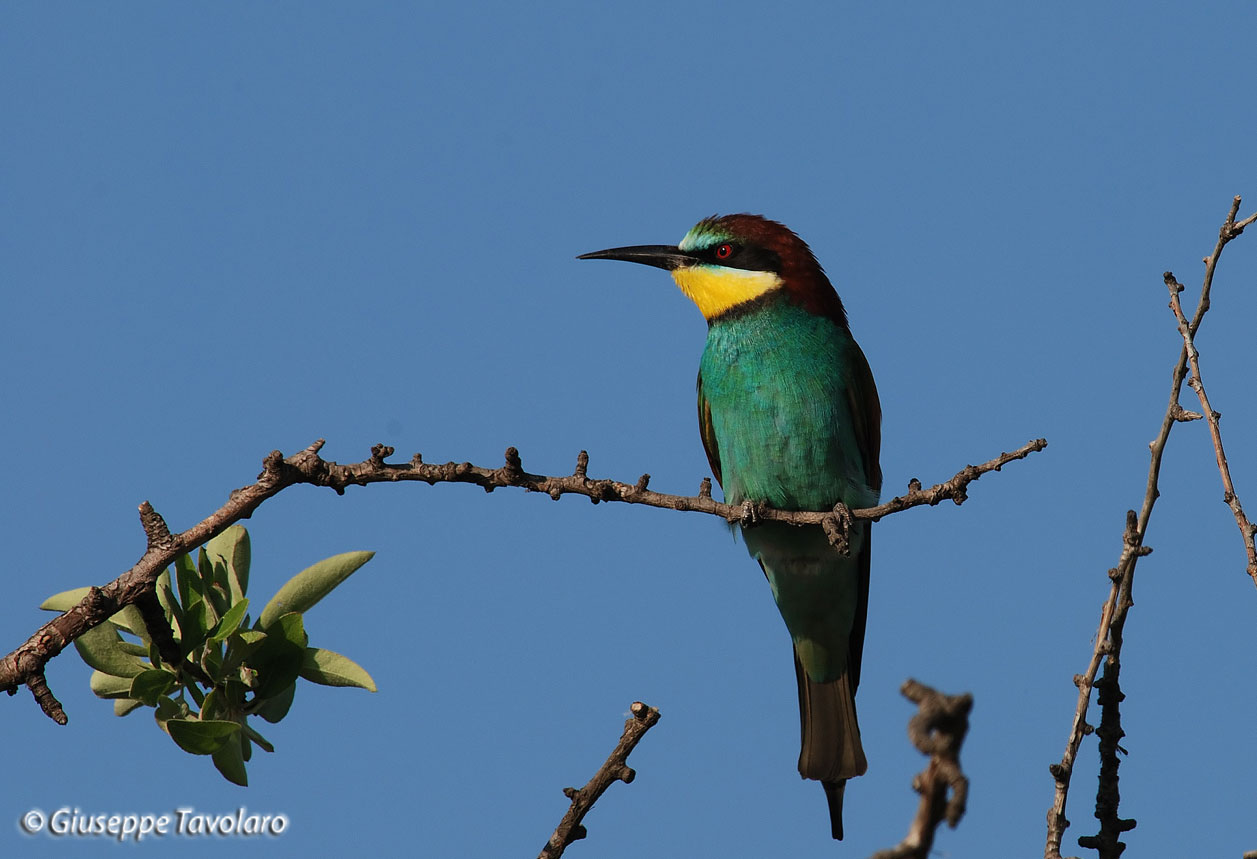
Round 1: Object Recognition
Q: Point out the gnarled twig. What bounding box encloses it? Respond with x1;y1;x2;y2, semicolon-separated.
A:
539;701;661;858
871;680;972;859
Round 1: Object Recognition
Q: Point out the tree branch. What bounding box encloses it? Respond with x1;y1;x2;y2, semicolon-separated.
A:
1045;194;1255;859
539;701;661;859
870;680;972;859
1165;270;1257;585
2;437;1045;722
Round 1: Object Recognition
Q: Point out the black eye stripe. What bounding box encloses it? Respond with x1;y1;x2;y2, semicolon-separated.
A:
700;242;780;273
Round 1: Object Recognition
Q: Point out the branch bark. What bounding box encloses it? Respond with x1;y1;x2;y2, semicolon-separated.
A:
1165;269;1257;585
2;437;1045;723
539;701;661;859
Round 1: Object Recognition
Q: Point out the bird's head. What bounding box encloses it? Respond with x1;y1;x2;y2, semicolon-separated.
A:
578;214;847;326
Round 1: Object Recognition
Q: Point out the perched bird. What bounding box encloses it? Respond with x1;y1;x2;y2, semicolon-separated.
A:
579;214;881;840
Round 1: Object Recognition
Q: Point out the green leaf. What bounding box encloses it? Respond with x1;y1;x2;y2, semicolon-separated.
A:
175;553;202;610
212;731;249;785
156;568;174;605
89;670;136;699
223;629;267;674
222;635;247;675
75;623;148;678
129;669;178;707
209;598;249;644
204;526;251;604
118;641;151;658
114;698;144;717
242;721;275;753
198;548;233;618
108;604;152;645
201;687;227;721
258;551;374;629
181;599;209;656
204;596;221;633
300;647;377;692
39;587;92;612
157;572;182;641
249;614;306;700
224;678;250;711
201;643;223;679
197;546;217;590
254;681;296;724
154;695;187;733
206;582;232;620
167;718;240;755
275;612;308;647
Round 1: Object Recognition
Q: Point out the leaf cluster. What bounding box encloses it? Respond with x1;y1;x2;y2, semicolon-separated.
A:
40;526;376;785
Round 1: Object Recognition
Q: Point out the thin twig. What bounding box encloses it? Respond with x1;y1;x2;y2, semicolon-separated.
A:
870;680;972;859
1165;271;1257;584
1045;195;1255;859
1;437;1046;721
24;672;66;725
539;702;661;859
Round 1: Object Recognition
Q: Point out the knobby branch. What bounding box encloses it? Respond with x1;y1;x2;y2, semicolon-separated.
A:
1;436;1046;722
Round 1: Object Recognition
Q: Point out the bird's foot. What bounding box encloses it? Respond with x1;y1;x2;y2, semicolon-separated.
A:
737;499;761;527
823;502;853;556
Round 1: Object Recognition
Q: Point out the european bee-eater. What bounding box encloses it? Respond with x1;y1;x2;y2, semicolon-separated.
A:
579;214;882;840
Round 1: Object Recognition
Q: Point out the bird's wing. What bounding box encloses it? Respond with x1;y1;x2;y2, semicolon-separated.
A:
844;342;882;693
696;370;723;488
845;342;883;495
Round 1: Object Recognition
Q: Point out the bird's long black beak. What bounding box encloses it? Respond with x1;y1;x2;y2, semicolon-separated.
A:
577;244;697;271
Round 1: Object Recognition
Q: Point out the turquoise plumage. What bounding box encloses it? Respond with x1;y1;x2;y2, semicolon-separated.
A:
580;214;882;840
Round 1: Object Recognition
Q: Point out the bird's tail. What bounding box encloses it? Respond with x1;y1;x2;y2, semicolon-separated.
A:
795;650;866;840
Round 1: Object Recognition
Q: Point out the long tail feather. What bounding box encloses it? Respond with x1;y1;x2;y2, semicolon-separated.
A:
795;652;866;840
822;781;847;841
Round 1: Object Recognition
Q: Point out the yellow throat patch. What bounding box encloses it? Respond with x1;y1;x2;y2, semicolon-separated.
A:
670;265;784;320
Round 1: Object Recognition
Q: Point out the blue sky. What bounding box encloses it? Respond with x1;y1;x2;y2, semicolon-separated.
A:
4;3;1257;857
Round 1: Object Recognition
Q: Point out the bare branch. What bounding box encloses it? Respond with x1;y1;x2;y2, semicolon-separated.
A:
1165;271;1257;584
1195;195;1257;333
539;702;661;859
2;437;1045;721
870;680;972;859
1046;194;1255;859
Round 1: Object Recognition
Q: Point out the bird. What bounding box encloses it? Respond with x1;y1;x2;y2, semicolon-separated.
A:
578;214;882;840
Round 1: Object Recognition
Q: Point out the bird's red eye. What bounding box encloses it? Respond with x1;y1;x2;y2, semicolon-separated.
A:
716;243;734;260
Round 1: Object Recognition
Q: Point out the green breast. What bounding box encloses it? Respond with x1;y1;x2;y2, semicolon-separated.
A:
700;293;877;682
699;295;876;512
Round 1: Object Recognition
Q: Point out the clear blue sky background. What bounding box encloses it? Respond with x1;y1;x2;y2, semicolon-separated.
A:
4;4;1257;857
